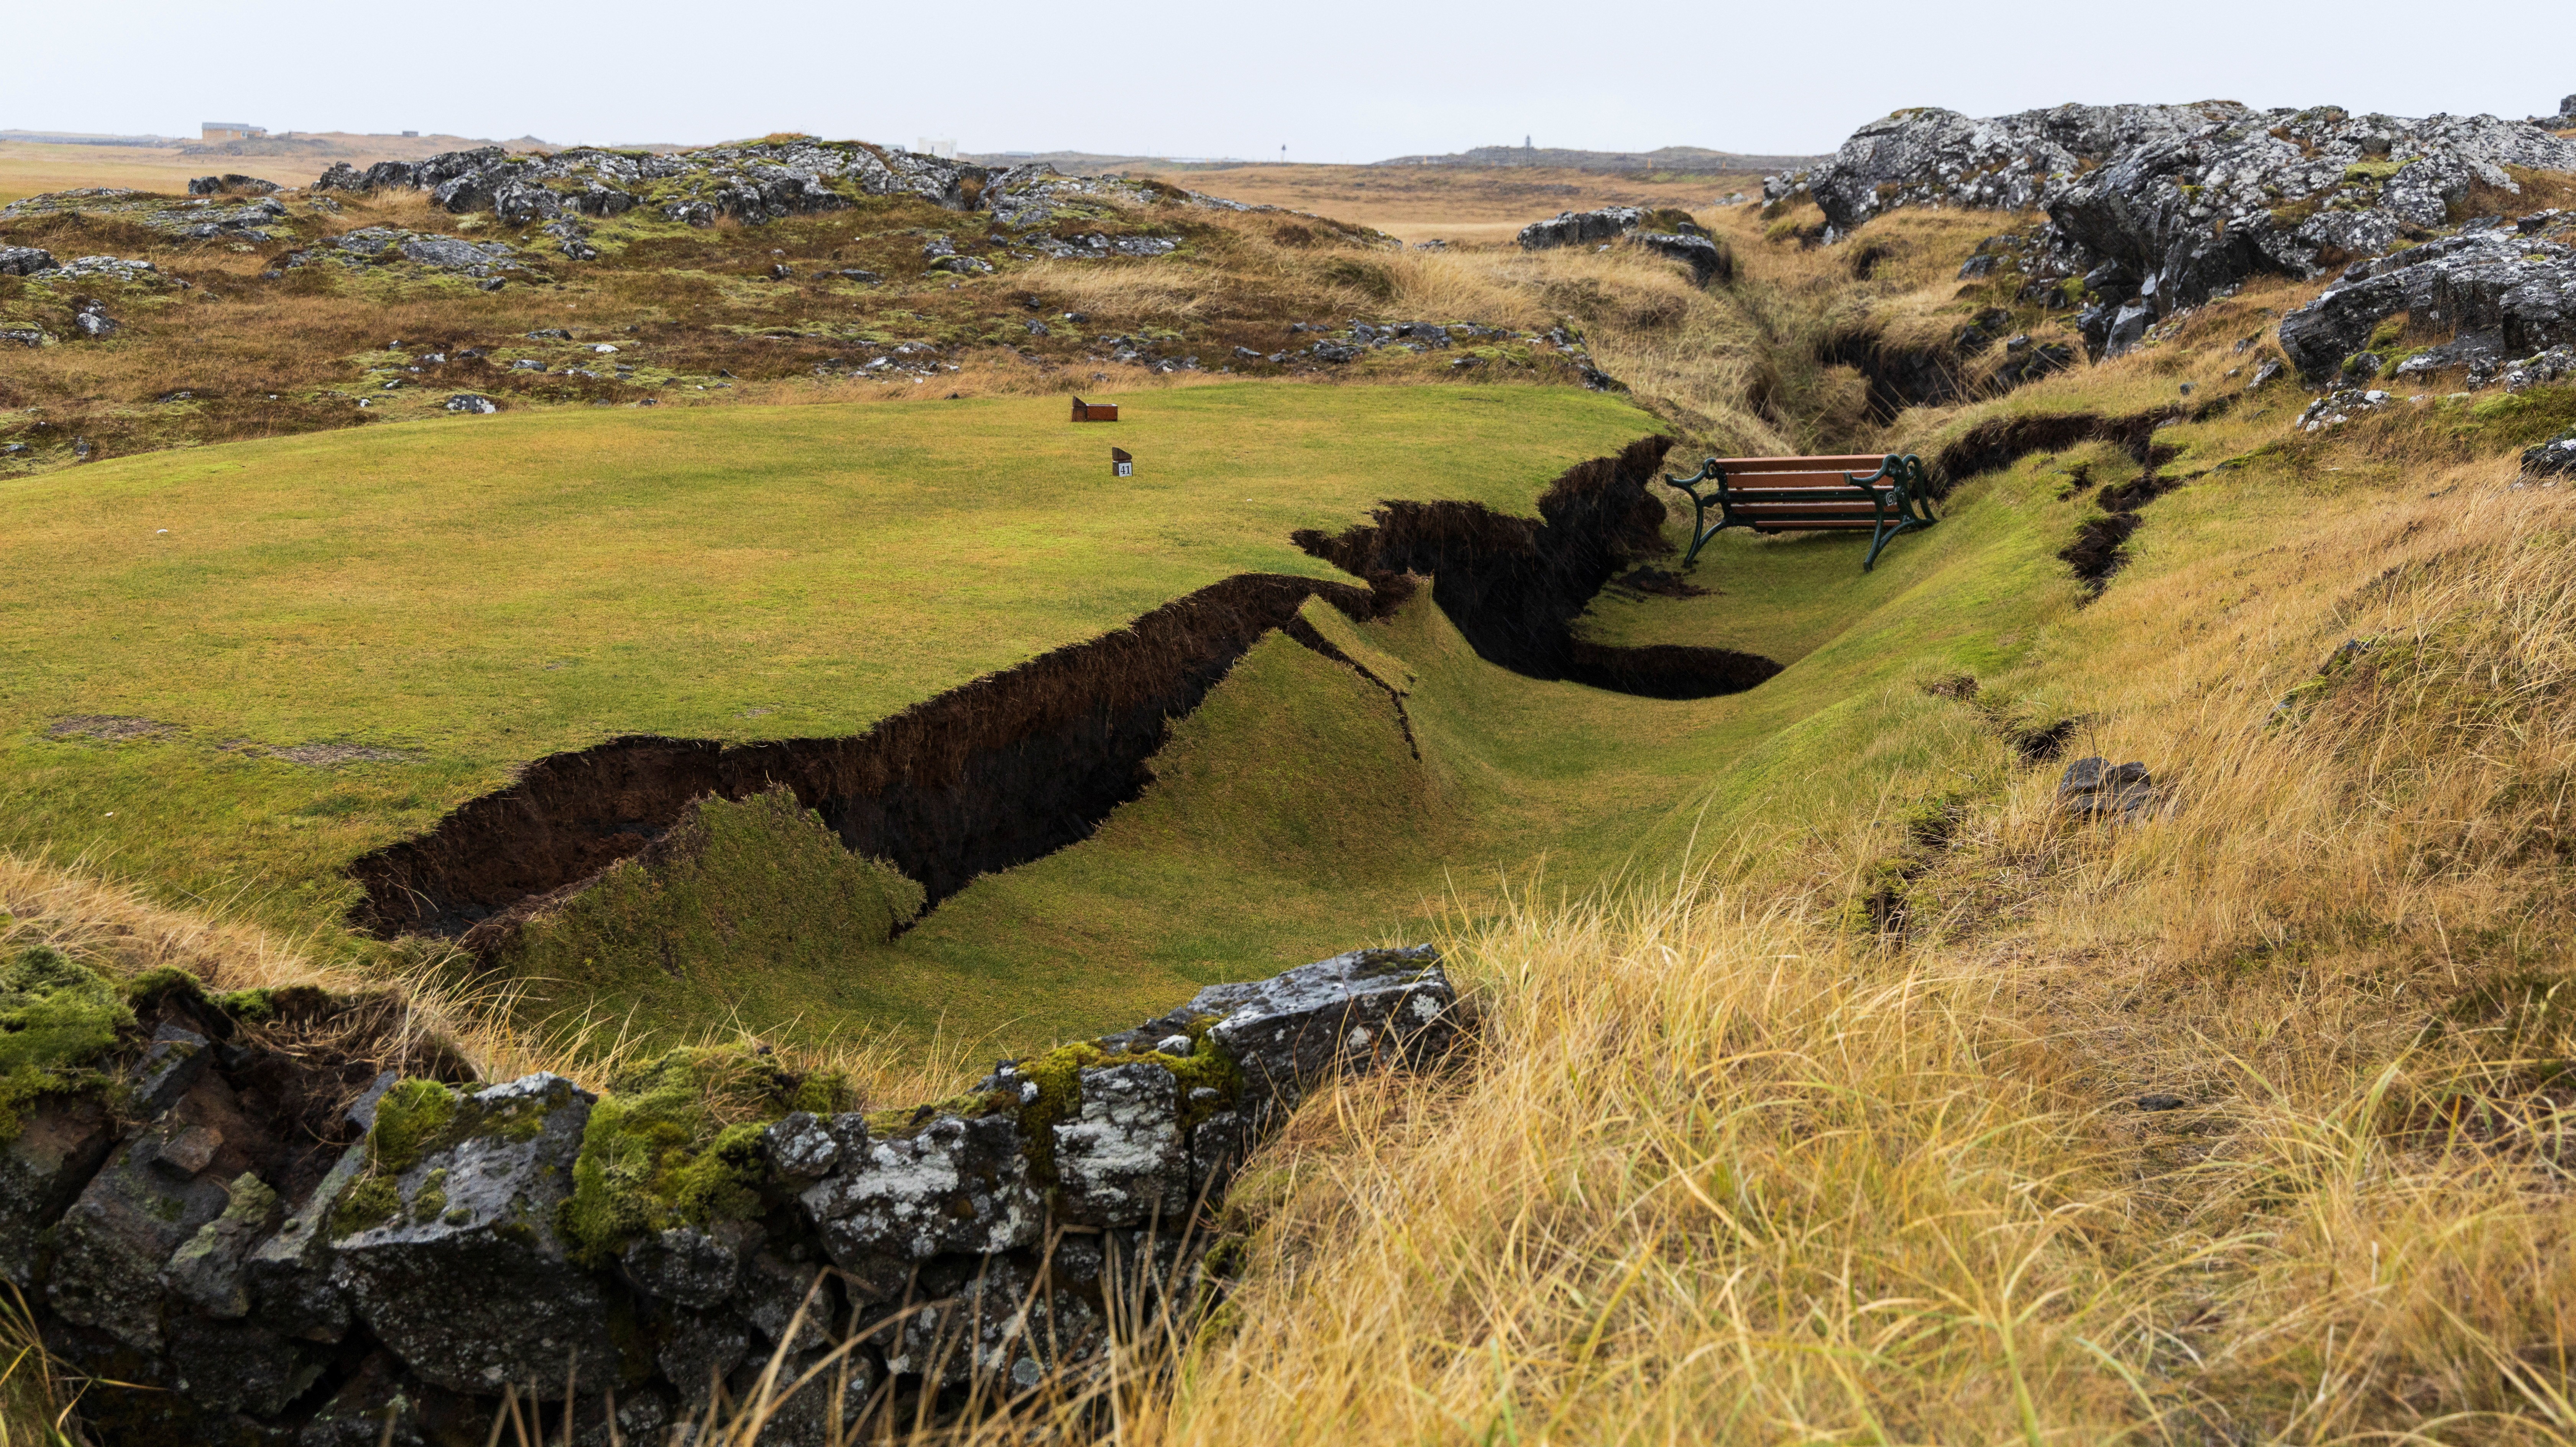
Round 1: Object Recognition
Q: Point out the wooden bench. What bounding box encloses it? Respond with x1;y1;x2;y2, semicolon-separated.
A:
1659;453;1937;571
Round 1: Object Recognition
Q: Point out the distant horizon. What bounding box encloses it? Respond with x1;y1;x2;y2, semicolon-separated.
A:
0;126;1832;171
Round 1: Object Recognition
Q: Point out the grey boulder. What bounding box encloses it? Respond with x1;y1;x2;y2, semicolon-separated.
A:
1628;230;1729;286
47;1070;271;1351
797;1111;1040;1285
331;1072;616;1398
1107;945;1459;1113
0;246;55;277
2277;230;2576;380
1518;206;1644;251
2059;756;2158;821
2524;430;2576;478
1052;1063;1189;1227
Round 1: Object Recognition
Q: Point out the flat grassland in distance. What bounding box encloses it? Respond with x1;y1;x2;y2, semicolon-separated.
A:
0;382;1662;1044
1133;162;1763;244
0;134;528;208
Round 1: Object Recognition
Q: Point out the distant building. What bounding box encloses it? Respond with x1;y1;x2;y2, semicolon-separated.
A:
200;122;265;141
401;130;419;138
915;137;957;159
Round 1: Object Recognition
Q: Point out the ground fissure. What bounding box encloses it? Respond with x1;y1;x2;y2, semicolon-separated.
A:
352;438;1781;958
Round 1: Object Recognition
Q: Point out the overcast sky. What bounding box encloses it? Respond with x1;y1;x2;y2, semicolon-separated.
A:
12;0;2571;162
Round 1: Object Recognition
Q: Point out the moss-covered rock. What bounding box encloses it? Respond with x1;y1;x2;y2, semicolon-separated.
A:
560;1043;848;1264
0;946;132;1138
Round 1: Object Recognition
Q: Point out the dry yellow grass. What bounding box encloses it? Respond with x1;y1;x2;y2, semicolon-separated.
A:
1153;462;2576;1444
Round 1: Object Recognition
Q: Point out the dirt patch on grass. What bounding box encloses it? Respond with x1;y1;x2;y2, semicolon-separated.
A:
45;715;177;741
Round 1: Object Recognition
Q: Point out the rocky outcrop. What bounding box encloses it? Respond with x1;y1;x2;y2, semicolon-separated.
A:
5;944;1460;1442
0;245;55;276
0;187;290;241
186;174;279;197
275;226;523;280
2274;226;2576;381
1786;102;2576;332
2058;756;2158;821
2525;429;2576;477
1518;207;1646;250
311;139;1188;236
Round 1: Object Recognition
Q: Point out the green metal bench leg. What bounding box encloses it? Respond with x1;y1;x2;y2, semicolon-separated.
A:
1663;458;1730;570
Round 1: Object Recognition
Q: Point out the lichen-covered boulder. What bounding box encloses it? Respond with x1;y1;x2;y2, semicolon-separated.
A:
880;1251;1103;1392
1187;946;1458;1110
1052;1062;1188;1227
797;1112;1040;1289
2277;229;2576;380
330;1072;617;1398
623;1219;754;1309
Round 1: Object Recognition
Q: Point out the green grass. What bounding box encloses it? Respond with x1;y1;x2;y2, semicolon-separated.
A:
0;375;2120;1057
0;382;1649;923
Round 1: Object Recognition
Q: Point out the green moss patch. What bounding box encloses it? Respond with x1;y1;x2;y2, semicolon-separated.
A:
560;1043;851;1264
0;945;132;1138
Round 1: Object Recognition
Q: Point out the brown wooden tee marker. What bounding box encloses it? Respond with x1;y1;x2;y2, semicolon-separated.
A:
1111;447;1134;477
1071;396;1119;422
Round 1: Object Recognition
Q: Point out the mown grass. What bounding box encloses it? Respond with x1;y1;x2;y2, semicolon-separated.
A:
0;382;1659;1033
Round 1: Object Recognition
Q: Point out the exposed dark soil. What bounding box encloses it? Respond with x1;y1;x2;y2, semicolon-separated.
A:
1293;435;1782;697
1606;566;1712;599
1935;400;2241;595
353;437;1782;954
1917;674;2083;765
2061;513;2144;590
1818;329;1969;423
352;573;1375;943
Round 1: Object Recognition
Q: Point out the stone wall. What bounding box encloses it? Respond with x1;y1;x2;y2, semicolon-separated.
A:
0;946;1460;1444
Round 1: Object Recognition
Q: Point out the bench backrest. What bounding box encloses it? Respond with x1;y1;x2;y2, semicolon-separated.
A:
1710;454;1902;491
1707;454;1908;529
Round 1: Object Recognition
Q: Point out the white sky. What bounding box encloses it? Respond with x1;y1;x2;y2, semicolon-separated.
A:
10;0;2571;162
